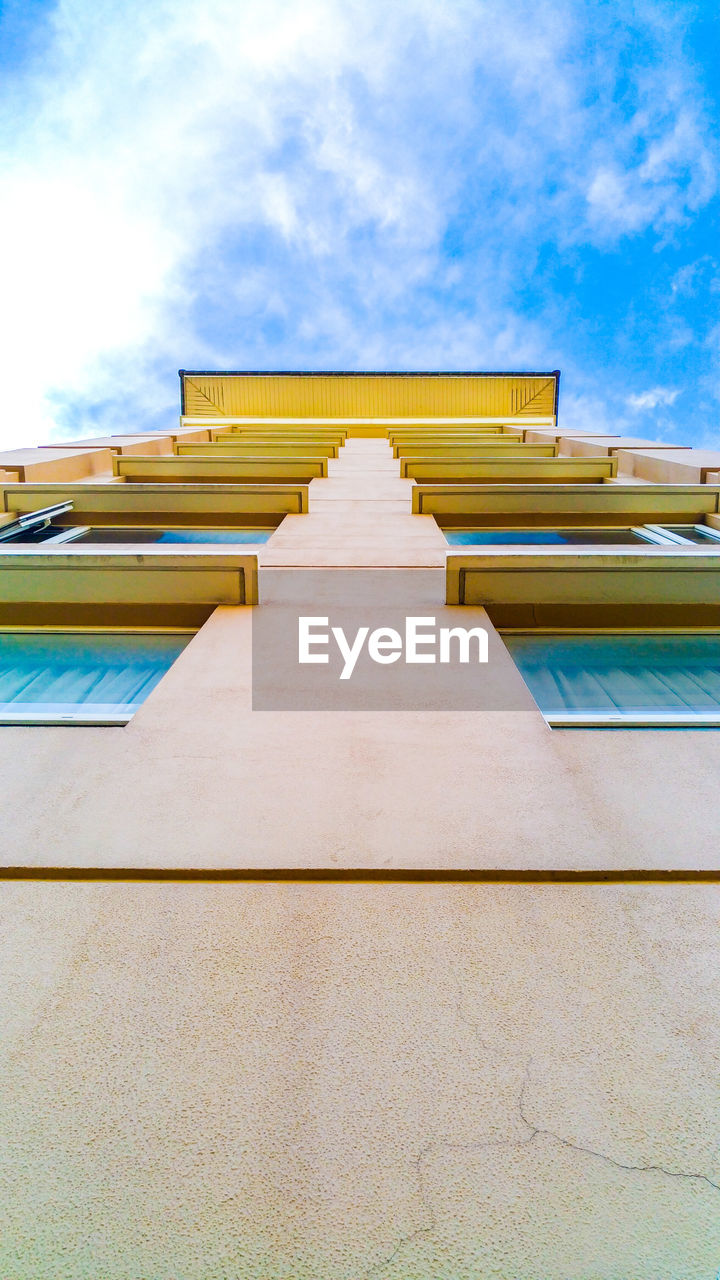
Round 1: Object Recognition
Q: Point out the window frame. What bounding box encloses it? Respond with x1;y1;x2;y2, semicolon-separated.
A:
501;627;720;729
14;524;276;546
443;524;720;547
0;625;195;726
644;523;720;546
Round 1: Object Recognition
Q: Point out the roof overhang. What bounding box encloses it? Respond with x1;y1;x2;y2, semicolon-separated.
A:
179;370;560;422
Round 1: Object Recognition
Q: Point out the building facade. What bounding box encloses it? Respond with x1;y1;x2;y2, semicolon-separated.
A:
1;371;719;1277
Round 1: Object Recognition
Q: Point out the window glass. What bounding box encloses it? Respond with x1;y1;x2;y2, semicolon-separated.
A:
15;527;273;545
503;632;720;723
656;525;720;545
6;527;59;544
444;528;651;546
0;632;191;723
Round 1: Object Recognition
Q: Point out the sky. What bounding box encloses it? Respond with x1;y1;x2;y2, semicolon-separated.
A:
0;0;718;448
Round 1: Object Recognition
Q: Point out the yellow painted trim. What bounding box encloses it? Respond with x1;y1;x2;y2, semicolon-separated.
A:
397;445;558;465
182;416;555;426
0;482;309;521
404;457;617;483
391;436;519;455
0;625;196;633
176;441;340;459
413;483;720;522
180;373;559;420
113;456;327;483
500;626;720;634
447;550;720;610
211;426;348;441
0;549;259;606
388;427;511;441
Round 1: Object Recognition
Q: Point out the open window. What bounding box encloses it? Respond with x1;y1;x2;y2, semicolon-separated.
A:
644;524;720;545
0;502;274;546
0;502;77;544
443;523;720;547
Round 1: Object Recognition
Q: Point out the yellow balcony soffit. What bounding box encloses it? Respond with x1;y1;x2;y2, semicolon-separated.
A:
179;371;560;421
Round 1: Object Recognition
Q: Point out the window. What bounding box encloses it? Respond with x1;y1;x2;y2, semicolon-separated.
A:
444;528;657;546
444;524;720;547
0;503;274;546
0;630;192;725
0;501;75;544
503;631;720;727
8;526;273;546
644;524;720;545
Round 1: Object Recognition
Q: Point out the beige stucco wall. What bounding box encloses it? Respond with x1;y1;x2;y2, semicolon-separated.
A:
1;879;719;1278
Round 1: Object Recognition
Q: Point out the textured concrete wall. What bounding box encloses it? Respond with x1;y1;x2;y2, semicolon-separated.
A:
1;880;719;1279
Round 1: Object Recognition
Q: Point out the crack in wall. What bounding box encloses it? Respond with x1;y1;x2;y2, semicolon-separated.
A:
517;1057;720;1196
361;1053;720;1280
359;1131;536;1280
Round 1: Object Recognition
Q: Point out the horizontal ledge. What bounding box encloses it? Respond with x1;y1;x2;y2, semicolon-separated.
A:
0;867;718;882
187;418;557;431
0;714;131;725
180;369;561;378
548;714;720;727
0;553;259;606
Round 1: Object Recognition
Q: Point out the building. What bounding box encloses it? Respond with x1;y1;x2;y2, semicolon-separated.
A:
1;370;719;1277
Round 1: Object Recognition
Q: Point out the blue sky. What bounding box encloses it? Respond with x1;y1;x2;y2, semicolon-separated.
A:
0;0;718;446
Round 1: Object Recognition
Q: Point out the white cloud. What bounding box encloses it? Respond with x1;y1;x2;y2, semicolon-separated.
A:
0;0;715;444
585;105;714;242
557;391;623;436
627;387;681;411
671;257;719;298
0;0;460;443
